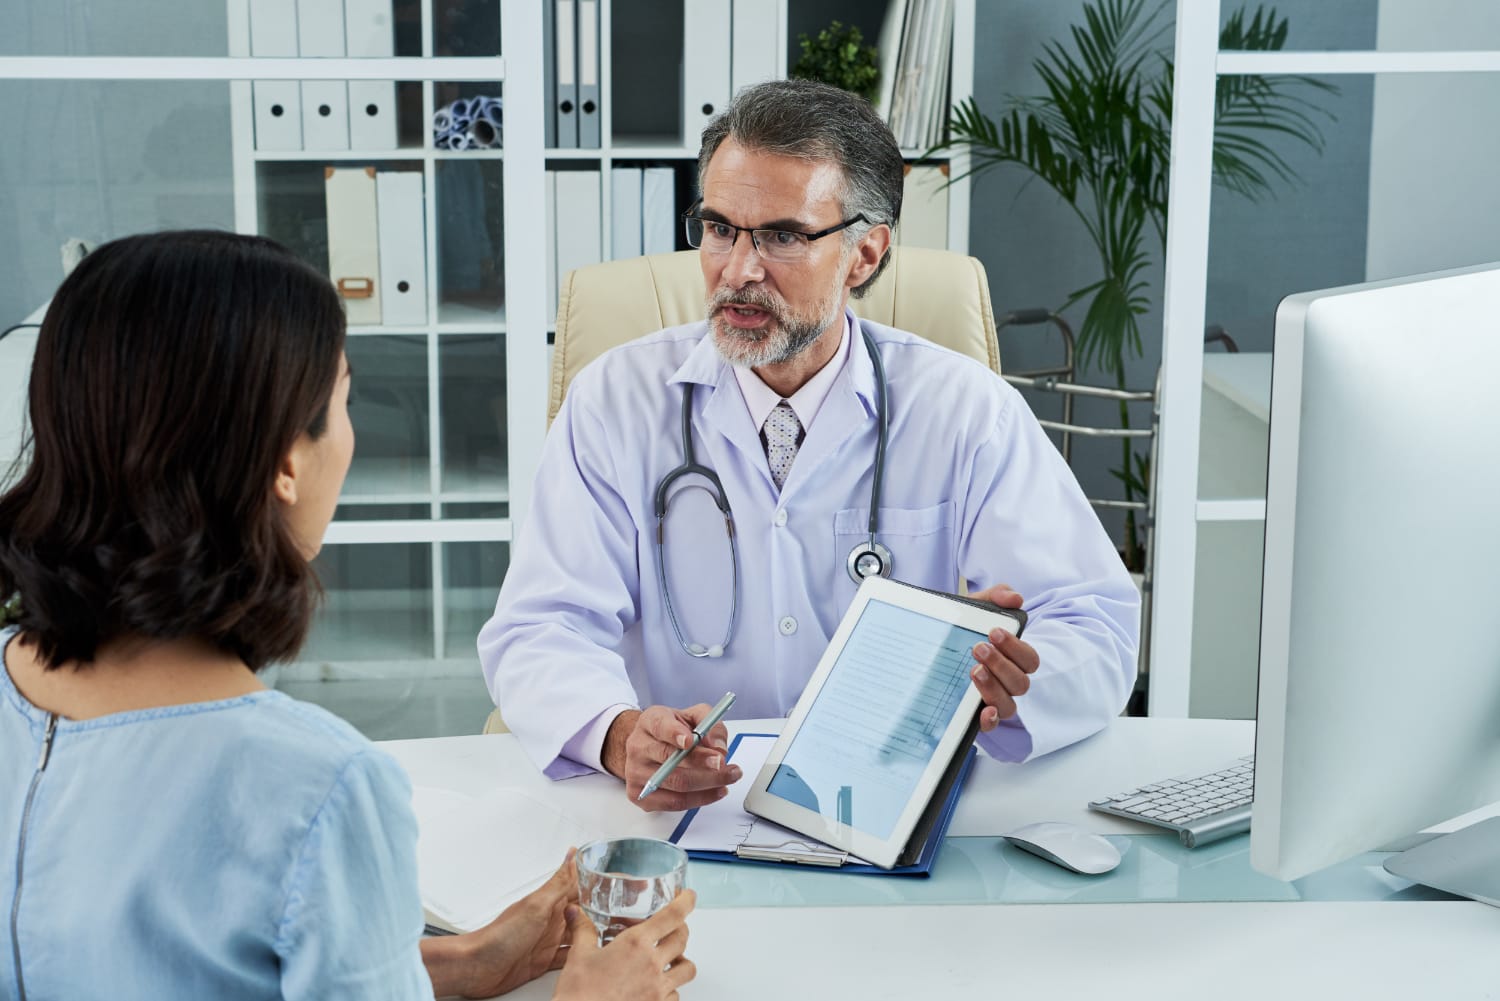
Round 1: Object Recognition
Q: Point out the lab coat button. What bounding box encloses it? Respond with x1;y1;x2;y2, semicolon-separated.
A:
778;616;798;636
774;509;788;527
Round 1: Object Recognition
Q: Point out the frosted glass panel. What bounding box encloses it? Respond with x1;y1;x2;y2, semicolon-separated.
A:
439;334;507;504
443;541;508;659
306;543;435;662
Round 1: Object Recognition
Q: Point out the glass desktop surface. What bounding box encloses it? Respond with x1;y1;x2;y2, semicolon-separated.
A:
684;835;1459;908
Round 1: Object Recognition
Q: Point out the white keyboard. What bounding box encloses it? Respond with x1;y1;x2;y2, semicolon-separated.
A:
1088;755;1254;848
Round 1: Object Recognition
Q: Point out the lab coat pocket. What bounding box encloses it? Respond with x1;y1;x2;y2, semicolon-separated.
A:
833;501;956;590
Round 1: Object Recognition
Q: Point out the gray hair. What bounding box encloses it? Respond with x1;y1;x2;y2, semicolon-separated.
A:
696;79;904;299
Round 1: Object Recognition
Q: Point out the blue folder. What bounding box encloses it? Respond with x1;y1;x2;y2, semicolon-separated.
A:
668;731;977;876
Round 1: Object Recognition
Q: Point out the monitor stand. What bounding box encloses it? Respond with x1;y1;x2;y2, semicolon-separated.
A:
1383;816;1500;907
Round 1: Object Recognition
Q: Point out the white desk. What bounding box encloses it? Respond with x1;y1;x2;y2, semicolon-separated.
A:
381;719;1500;1000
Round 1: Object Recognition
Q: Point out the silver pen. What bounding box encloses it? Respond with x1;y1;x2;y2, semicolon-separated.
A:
637;691;737;801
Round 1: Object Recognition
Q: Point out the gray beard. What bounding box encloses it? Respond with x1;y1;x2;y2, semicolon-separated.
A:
706;282;845;369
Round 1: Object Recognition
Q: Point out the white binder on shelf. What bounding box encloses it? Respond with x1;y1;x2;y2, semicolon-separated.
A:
577;0;601;149
917;0;953;149
299;0;349;150
610;167;643;260
345;0;398;150
250;0;299;54
730;0;779;97
889;0;927;147
875;0;911;124
682;0;731;146
249;0;301;150
296;0;344;54
898;163;948;250
553;170;603;293
376;171;428;326
554;0;579;148
326;167;383;326
641;166;676;255
253;83;303;150
303;81;352;150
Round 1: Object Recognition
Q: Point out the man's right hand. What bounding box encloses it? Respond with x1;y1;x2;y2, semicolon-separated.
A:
602;705;741;811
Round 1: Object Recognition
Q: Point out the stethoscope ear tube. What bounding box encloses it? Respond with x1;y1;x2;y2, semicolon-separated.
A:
656;383;740;658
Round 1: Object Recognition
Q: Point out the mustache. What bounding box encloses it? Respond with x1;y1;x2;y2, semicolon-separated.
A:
709;286;785;316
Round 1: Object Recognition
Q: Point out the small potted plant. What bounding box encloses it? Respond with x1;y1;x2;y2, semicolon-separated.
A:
790;20;880;103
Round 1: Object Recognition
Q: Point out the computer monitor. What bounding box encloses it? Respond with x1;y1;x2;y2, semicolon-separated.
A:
1249;261;1500;893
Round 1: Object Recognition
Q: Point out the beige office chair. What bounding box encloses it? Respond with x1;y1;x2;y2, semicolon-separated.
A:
549;245;1000;423
481;245;1001;735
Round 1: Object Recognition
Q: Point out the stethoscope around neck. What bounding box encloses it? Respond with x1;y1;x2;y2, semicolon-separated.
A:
653;327;893;659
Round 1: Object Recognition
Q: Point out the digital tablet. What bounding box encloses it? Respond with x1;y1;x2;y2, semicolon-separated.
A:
742;576;1027;869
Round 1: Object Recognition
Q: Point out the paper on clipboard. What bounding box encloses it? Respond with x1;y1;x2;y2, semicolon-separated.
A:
670;734;870;866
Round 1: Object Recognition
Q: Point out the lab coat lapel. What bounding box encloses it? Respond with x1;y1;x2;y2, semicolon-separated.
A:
780;317;880;496
666;327;768;477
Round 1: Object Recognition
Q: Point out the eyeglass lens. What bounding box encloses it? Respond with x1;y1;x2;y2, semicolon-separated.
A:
684;217;810;263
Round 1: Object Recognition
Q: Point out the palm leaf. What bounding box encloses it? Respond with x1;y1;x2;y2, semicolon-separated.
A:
940;0;1337;382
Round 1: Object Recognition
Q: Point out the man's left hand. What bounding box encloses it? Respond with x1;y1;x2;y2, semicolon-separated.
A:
967;583;1040;731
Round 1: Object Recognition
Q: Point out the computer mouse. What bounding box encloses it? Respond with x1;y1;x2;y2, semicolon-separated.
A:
1003;821;1122;875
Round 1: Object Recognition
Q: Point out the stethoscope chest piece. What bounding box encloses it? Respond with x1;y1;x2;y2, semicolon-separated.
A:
846;539;893;583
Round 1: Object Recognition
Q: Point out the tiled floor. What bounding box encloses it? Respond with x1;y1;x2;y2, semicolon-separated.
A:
276;673;497;741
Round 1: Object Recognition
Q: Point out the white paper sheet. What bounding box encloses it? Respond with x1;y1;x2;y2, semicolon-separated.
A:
412;786;592;933
672;735;865;864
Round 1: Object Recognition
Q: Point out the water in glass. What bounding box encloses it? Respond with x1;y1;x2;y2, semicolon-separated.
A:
576;837;687;945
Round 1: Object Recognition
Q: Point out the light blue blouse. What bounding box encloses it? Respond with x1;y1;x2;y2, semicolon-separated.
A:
0;627;433;1000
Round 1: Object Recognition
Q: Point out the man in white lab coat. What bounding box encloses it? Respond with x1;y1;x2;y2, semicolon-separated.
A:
480;79;1138;810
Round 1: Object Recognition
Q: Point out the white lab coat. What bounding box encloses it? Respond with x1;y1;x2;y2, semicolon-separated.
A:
480;315;1139;777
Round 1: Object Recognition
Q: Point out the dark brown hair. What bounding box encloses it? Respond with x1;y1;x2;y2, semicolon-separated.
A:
0;229;346;670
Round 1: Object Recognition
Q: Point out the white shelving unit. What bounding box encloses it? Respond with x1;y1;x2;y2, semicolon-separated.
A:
1152;0;1500;715
224;0;973;680
571;0;974;259
226;0;545;678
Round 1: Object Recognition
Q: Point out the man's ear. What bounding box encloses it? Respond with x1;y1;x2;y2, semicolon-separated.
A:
845;222;893;291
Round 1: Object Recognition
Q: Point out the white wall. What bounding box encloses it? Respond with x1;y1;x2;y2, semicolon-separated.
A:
1365;1;1500;280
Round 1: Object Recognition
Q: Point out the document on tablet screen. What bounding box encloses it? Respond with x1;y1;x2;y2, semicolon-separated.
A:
765;599;986;840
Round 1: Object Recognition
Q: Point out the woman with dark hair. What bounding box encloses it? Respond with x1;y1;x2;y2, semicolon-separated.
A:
0;230;695;1001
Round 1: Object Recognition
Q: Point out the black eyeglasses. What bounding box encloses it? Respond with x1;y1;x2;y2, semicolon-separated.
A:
681;201;871;264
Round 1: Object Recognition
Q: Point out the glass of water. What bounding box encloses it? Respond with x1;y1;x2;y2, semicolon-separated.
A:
575;837;687;945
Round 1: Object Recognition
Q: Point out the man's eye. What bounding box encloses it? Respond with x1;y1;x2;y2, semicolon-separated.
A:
769;230;803;247
708;222;735;239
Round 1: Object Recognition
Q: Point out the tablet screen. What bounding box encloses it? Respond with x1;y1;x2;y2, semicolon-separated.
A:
764;599;984;840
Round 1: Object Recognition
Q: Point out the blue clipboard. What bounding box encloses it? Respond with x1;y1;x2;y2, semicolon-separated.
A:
668;731;976;876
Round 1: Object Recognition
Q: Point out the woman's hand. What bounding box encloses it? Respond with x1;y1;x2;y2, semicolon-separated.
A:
422;852;576;999
553;889;697;1001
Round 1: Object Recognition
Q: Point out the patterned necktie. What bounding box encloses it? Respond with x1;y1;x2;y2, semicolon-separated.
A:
762;400;803;490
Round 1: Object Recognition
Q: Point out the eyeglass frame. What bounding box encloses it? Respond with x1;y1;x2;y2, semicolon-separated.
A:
681;200;875;261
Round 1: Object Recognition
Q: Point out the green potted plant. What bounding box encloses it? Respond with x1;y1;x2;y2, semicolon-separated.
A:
934;0;1336;570
790;20;880;103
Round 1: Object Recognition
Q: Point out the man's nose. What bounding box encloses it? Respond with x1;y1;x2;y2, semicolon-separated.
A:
719;229;765;286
